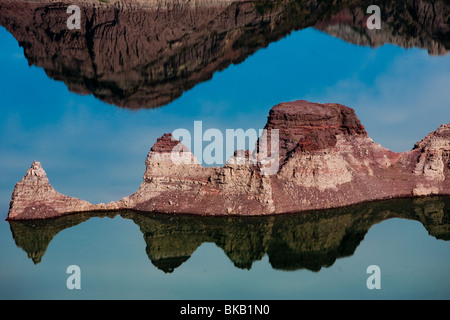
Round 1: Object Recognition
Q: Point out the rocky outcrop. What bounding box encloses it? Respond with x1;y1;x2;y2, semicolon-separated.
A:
7;100;450;220
0;0;448;109
8;196;450;270
412;125;450;196
0;0;302;109
314;0;450;56
8;161;95;220
8;161;120;220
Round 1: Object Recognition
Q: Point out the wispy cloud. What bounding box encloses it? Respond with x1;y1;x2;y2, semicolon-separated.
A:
305;49;450;151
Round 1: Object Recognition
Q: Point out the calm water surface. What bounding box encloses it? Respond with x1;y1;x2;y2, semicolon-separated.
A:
1;198;450;299
1;3;450;299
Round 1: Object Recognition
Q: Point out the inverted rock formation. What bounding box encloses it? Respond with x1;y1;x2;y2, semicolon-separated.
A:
7;100;450;220
1;0;448;109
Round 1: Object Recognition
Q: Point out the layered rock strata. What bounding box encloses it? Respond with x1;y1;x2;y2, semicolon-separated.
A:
314;0;450;56
1;0;448;109
7;100;450;220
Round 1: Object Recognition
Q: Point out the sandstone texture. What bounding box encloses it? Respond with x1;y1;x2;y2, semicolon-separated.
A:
314;0;450;56
0;0;448;109
7;100;450;220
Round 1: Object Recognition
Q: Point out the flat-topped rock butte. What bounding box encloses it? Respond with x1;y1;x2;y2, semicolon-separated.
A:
7;100;450;220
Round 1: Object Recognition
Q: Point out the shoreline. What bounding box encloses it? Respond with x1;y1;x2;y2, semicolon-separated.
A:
7;100;450;220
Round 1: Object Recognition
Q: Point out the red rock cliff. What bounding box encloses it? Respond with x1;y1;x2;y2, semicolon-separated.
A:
1;0;448;109
7;100;450;220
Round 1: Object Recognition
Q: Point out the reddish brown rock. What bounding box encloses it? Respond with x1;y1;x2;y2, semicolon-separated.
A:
1;0;448;109
314;1;450;56
7;100;450;220
7;161;95;220
264;101;367;159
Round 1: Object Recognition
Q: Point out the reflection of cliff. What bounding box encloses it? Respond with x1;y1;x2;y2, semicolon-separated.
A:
0;0;449;109
9;197;450;272
314;0;450;56
1;0;313;109
8;211;119;264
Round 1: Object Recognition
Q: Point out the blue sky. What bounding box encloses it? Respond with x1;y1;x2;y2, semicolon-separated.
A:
1;24;450;300
1;25;450;211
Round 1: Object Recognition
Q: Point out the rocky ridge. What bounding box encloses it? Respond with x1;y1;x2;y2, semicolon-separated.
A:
314;0;450;56
7;100;450;220
0;0;448;109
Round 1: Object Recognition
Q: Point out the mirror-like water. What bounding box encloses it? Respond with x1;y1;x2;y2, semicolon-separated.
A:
1;0;449;299
1;197;450;299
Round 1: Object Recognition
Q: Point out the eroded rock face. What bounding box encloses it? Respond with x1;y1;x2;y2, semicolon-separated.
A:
0;0;303;109
265;101;367;158
0;0;448;109
7;100;450;220
314;0;450;56
412;125;450;196
8;161;95;220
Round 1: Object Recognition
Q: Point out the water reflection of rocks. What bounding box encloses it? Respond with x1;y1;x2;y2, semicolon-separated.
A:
9;196;450;273
0;0;448;109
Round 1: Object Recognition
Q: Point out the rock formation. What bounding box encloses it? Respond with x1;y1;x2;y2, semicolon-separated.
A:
7;100;450;220
8;196;450;271
0;0;448;109
314;0;450;56
8;161;97;220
